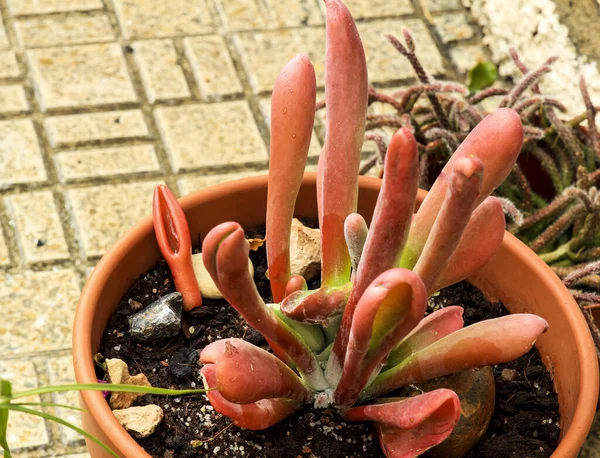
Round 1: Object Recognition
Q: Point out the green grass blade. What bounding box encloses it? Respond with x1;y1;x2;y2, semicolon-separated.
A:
6;405;118;458
0;381;11;458
12;383;206;400
9;402;84;412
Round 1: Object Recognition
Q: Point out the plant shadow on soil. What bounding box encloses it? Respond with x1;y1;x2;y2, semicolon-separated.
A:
100;224;559;458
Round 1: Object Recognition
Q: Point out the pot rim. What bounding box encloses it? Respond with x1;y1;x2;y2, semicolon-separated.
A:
72;172;598;457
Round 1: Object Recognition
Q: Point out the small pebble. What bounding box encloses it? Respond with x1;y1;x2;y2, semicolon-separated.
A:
501;368;519;381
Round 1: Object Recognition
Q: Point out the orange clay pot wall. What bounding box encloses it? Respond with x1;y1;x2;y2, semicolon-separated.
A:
73;173;598;458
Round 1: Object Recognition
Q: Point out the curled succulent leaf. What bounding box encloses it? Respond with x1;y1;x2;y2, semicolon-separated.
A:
280;284;352;326
200;365;301;430
202;222;328;390
345;390;461;458
152;184;201;312
200;339;313;404
334;268;427;407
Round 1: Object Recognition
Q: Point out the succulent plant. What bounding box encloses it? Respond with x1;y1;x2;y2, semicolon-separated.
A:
195;2;549;456
348;26;600;353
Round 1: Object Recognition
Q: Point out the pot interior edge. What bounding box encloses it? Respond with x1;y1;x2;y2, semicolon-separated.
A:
79;174;594;458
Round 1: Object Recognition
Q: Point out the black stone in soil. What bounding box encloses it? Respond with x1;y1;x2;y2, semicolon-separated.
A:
99;225;559;457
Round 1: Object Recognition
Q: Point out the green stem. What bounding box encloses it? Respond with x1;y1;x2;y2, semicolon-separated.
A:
5;404;118;457
10;402;84;412
12;383;206;400
539;242;575;264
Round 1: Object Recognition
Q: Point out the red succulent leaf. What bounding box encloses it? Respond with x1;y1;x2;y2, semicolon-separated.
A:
267;54;317;302
280;284;352;325
317;0;368;288
400;108;523;270
345;390;461;458
152;184;201;311
201;364;301;430
202;222;328;390
386;306;464;368
285;275;308;297
413;156;483;293
201;221;239;291
361;314;548;401
344;213;369;276
329;128;419;386
200;339;312;404
431;197;505;292
334;268;427;407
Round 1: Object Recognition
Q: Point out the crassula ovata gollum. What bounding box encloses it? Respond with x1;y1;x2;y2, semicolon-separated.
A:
156;1;549;456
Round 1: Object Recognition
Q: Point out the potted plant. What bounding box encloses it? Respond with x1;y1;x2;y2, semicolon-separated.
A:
72;1;598;457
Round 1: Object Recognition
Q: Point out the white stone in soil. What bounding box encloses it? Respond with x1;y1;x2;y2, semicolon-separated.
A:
193;252;254;299
289;218;321;282
113;404;164;438
106;358;152;409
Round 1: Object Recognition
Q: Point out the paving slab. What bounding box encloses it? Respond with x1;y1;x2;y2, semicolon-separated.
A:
27;44;138;111
0;269;80;357
0;119;47;186
154;102;267;171
5;191;70;263
66;181;161;258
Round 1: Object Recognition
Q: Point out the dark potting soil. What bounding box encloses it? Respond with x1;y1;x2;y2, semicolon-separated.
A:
99;224;560;458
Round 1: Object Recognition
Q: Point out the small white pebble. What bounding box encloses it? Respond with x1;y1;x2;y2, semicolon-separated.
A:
214;446;221;454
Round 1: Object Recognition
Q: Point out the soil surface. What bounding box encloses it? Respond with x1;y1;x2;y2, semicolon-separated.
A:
99;224;560;458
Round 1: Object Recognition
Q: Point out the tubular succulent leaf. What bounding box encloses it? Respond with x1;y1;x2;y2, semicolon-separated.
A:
317;0;368;288
267;54;317;302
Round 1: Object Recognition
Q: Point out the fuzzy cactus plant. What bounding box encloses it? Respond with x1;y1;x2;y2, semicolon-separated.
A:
193;1;550;457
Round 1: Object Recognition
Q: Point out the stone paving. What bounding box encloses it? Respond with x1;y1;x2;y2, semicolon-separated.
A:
0;0;594;456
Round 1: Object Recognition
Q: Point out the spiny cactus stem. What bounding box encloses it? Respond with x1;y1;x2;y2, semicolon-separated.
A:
530;203;585;253
510;164;532;212
386;32;450;129
368;87;404;113
516;193;572;233
547;108;585;171
500;65;552;108
359;154;379;176
365;114;404;131
468;87;509;105
365;132;389;161
578;303;600;359
579;76;600;161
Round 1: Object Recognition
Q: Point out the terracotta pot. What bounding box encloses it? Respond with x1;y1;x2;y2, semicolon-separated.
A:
72;173;598;458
